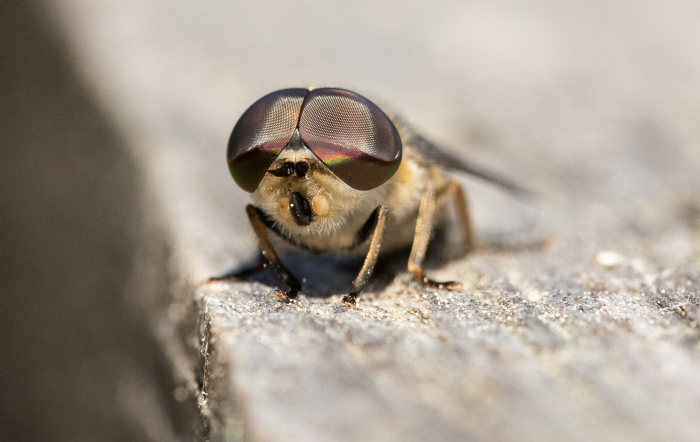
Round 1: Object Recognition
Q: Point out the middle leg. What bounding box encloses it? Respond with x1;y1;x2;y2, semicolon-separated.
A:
437;180;474;252
407;177;462;290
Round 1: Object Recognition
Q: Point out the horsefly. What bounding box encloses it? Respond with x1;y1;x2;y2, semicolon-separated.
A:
214;87;524;306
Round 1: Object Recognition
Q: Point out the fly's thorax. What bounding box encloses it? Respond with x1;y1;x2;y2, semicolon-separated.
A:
252;148;388;243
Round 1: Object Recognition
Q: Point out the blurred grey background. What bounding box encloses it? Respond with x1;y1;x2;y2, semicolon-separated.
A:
1;2;170;441
2;1;699;441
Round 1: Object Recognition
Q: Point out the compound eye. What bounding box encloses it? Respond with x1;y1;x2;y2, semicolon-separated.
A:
298;88;402;191
227;88;308;192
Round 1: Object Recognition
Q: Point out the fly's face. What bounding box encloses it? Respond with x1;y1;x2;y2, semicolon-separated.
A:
252;144;376;237
227;88;402;236
257;145;326;228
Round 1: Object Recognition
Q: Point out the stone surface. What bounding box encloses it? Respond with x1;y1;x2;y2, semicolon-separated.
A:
48;1;700;441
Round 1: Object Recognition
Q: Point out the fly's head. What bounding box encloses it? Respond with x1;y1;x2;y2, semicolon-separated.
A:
227;88;402;236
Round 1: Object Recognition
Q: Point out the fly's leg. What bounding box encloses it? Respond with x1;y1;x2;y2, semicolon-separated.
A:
408;178;462;290
443;180;473;252
207;206;300;300
245;204;302;301
342;205;388;307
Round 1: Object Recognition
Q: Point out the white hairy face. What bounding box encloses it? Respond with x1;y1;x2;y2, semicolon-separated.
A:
251;146;388;248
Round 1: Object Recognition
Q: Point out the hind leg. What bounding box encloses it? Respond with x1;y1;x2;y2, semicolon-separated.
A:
439;180;473;252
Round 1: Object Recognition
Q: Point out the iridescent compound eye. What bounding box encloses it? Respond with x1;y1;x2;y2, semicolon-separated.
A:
227;87;402;192
227;88;308;192
298;88;402;191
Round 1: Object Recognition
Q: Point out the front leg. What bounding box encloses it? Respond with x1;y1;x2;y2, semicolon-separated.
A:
407;178;462;290
342;205;388;307
245;204;302;300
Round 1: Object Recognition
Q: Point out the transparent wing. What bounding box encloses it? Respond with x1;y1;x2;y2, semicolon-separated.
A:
407;131;530;196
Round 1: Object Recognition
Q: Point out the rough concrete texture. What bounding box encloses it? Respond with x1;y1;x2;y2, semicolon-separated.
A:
50;1;699;441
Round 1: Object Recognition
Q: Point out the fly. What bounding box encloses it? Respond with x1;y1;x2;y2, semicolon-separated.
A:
212;87;525;306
